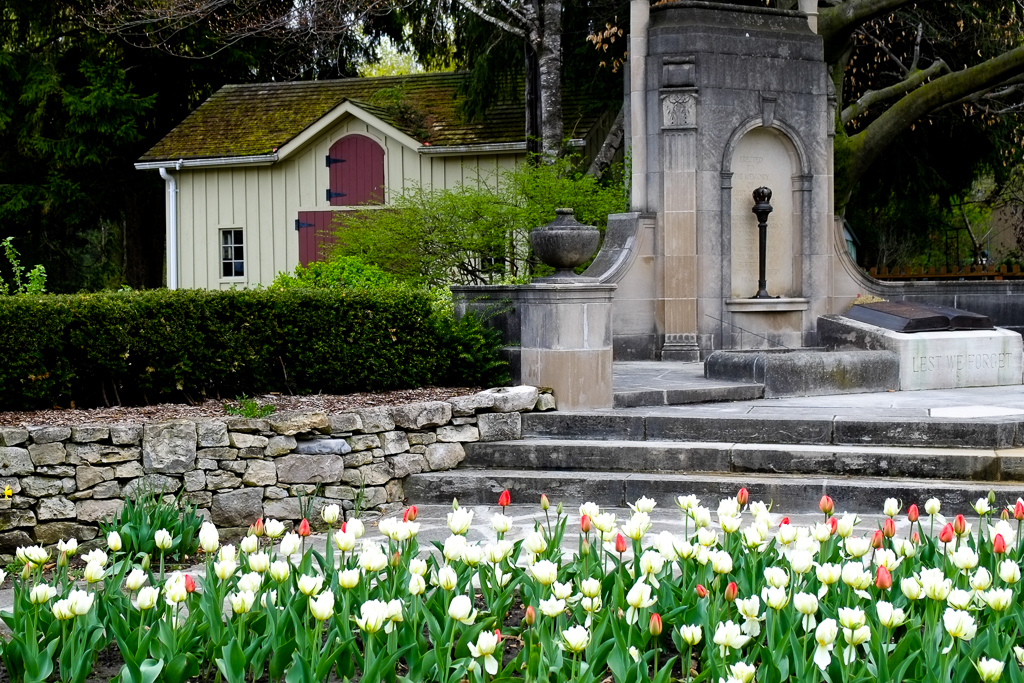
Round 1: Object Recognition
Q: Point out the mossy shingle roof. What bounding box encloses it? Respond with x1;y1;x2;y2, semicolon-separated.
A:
140;72;609;162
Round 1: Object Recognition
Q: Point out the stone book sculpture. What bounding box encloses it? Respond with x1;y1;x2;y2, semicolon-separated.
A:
844;301;994;333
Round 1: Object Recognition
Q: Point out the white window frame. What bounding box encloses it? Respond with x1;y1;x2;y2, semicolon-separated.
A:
219;227;246;281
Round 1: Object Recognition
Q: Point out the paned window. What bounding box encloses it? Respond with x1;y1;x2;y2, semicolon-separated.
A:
221;229;245;277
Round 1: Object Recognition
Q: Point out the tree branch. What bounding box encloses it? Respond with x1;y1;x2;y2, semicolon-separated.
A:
856;27;909;75
908;22;923;72
838;45;1024;209
818;0;929;62
841;59;948;125
456;0;526;37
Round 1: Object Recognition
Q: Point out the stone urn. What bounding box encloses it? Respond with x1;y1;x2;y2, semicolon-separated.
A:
529;208;601;280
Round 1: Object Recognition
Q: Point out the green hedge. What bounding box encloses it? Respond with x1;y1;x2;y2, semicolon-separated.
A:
0;289;508;410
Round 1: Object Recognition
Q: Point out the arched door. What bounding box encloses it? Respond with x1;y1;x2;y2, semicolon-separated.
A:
327;134;384;206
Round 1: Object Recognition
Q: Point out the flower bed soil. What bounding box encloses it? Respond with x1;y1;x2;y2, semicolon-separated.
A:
0;387;479;428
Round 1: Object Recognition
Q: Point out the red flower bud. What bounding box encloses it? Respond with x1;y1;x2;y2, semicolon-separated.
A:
994;533;1008;555
882;518;896;538
298;519;311;537
736;488;749;507
498;489;511;508
1002;508;1010;521
1015;500;1024;521
524;606;536;626
827;517;838;534
907;504;919;522
540;494;550;511
581;514;592;533
495;629;502;643
939;523;954;544
253;518;264;537
649;612;663;636
695;584;708;599
340;521;347;533
780;517;790;527
871;529;884;549
724;581;738;602
954;514;967;535
391;550;401;567
184;574;196;593
615;533;628;554
404;505;418;522
912;531;921;544
875;565;892;590
819;495;834;516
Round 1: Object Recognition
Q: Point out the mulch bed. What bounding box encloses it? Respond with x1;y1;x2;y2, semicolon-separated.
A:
0;387;480;428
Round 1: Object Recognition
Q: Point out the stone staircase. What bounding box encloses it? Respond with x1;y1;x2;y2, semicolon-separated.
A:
404;410;1024;513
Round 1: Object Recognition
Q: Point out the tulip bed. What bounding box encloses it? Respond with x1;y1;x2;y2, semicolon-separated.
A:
2;492;1024;683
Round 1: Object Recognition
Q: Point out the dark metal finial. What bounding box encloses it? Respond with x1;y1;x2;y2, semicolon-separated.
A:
750;186;776;299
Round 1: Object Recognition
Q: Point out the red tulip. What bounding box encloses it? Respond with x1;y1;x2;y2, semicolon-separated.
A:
404;505;418;522
871;529;884;548
298;519;311;537
253;518;264;537
724;581;738;602
1002;508;1010;521
495;629;502;643
827;517;838;534
184;574;196;593
524;606;536;625
954;514;967;535
912;531;921;544
1015;500;1024;521
391;550;401;567
875;565;892;590
695;584;708;599
341;521;347;533
615;533;628;554
540;494;550;511
580;514;592;533
819;495;834;516
780;517;790;527
939;523;954;544
882;518;896;538
498;490;511;508
907;504;919;522
736;487;749;507
649;612;663;636
994;533;1008;555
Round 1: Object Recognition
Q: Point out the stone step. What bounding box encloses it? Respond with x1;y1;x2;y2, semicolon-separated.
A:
462;439;1024;482
523;412;1024;449
613;383;764;408
404;468;1024;514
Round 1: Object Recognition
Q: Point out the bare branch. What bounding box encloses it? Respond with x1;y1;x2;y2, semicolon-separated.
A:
841;59;948;125
856;28;909;75
818;0;930;62
493;0;528;26
456;0;526;37
908;23;923;72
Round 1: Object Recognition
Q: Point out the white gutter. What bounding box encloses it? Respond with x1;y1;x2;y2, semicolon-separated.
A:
158;164;180;290
135;153;278;170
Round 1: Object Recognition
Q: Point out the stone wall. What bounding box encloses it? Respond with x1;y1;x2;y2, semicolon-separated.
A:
0;386;553;553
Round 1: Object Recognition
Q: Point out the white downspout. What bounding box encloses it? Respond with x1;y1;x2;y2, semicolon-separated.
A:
629;0;649;212
159;163;180;290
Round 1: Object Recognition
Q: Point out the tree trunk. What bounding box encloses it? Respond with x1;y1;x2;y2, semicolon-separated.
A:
536;0;562;159
525;42;541;158
586;106;624;178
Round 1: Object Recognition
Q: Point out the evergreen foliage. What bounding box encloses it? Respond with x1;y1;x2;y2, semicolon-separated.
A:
0;288;508;410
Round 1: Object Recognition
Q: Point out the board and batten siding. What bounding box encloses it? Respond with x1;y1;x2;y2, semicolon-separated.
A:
170;114;525;290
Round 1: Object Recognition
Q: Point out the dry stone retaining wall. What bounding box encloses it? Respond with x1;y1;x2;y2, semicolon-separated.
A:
0;386;553;553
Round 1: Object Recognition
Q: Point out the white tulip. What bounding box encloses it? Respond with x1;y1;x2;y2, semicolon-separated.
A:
790;550;814;575
580;502;601;519
676;494;699;511
321;504;340;525
762;586;789;610
976;657;1005;683
632;496;657;513
447;507;474;535
943;608;977;641
29;584;57;604
580;578;601;598
925;498;941;515
737;596;763;637
154;529;173;550
491;514;513;533
883;498;901;517
297;574;323;596
814;619;838;670
562;625;591;653
229;590;256;615
730;662;756;683
946;589;973;610
410;558;428;576
218;545;237;563
711;550;733;575
17;545;49;567
592;512;617;534
778;523;798;545
339;569;360;589
57;538;78;556
720;515;742;534
552;581;573;601
998;559;1021;584
239;535;259;554
530;560;558;586
461;544;484;567
347;518;365;538
919;568;953;600
794;592;818;631
838;607;866;629
718;498;741;518
951;545;979;571
163;574;187;604
816;563;841;586
309;590;335;621
696;527;719;547
443;535;467;562
107;532;123;552
82;549;107;566
623;512;652;540
333;529;355;552
359;547;388;573
539;596;566;618
679;624;703;646
448;594;477;624
124;568;147;592
269;560;290;583
264;519;285;538
981;587;1012;612
355;600;390;633
901;577;922;600
237;572;262;593
248;552;270;573
278;533;301;557
625;579;657;624
763;566;789;588
198;522;220;553
84;561;105;584
437;566;458;591
876;601;906;629
137;586;160;610
408;574;426;596
713;621;750;658
214;560;237;581
845;537;871;558
524;531;548;555
469;630;502;674
691;506;712;529
68;589;94;615
837;514;858;538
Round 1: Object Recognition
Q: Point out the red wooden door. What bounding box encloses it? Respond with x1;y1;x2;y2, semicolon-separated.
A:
296;211;337;266
327;134;384;206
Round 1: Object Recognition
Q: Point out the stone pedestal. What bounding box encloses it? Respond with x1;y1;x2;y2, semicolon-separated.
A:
819;315;1024;390
453;283;616;410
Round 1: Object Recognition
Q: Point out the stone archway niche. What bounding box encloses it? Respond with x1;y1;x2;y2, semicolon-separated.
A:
729;127;800;299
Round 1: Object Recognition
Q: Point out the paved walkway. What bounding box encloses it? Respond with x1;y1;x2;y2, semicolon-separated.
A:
612;360;1024;419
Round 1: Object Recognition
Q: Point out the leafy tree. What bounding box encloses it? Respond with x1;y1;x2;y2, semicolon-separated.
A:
327;155;626;287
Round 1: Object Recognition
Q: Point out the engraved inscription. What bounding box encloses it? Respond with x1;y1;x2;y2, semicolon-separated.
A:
912;353;1012;373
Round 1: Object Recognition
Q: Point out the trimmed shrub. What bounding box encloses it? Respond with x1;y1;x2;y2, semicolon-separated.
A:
0;288;508;410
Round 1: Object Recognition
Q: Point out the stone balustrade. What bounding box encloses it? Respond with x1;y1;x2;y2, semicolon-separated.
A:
0;386;554;555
